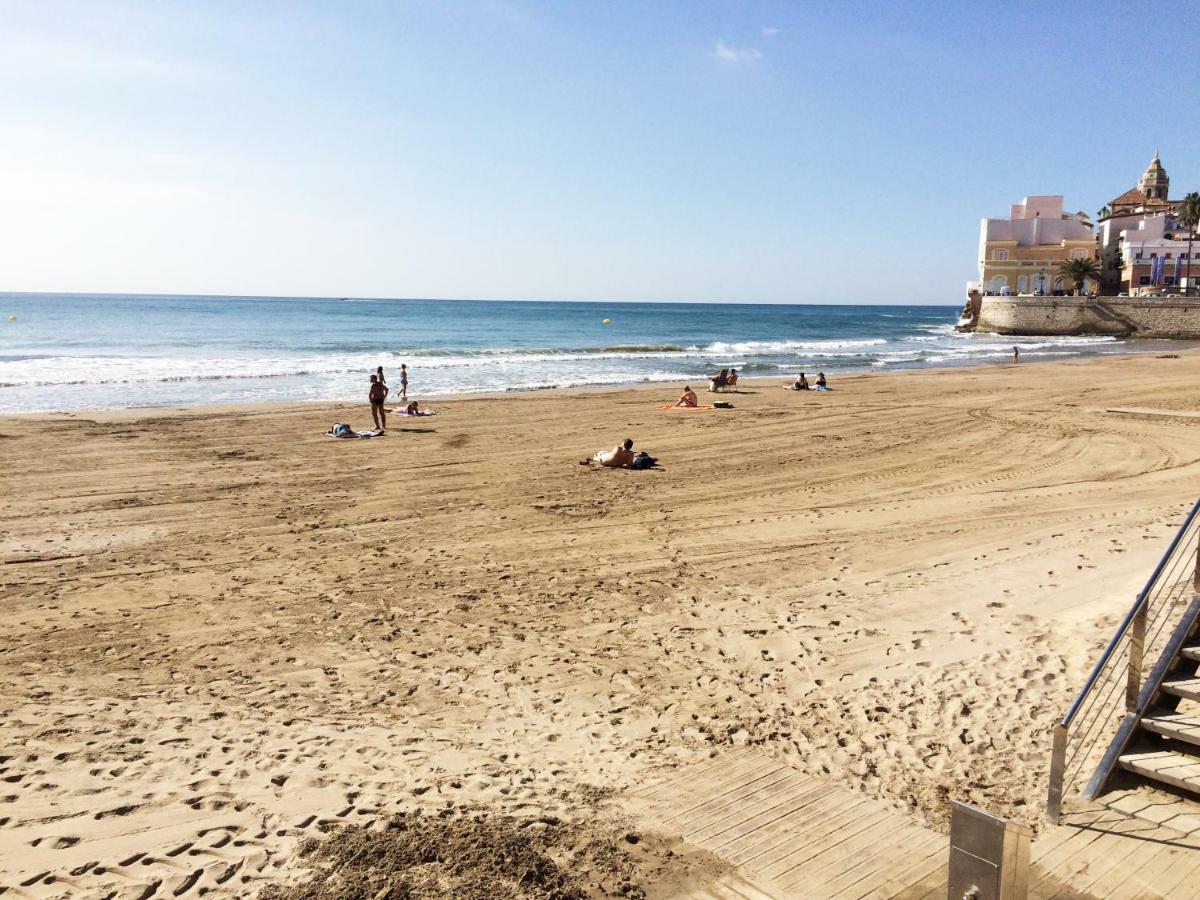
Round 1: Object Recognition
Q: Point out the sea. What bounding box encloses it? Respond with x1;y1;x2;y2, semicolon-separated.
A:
0;293;1176;413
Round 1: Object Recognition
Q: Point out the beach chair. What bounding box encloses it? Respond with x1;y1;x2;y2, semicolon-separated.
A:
713;372;738;392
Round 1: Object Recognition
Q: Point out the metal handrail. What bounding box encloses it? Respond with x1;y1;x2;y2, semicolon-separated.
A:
1046;498;1200;823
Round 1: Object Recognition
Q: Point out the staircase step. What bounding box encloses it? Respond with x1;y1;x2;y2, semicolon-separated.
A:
1119;749;1200;795
1161;677;1200;702
1141;713;1200;748
1180;646;1200;663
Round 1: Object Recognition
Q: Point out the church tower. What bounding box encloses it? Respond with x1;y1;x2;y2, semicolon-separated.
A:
1138;150;1170;201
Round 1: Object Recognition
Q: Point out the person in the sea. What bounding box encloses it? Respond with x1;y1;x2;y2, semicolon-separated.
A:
675;385;699;408
400;363;409;400
369;374;387;431
1013;346;1020;363
593;438;637;468
376;366;387;391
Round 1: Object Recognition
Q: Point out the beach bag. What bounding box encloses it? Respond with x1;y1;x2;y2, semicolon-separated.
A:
631;452;657;470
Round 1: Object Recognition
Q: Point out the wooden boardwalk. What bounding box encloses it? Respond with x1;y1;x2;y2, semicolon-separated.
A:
626;749;1200;899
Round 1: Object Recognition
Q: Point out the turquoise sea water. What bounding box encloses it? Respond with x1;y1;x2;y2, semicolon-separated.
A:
0;293;1160;412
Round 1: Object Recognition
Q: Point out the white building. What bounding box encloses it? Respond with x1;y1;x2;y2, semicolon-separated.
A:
978;196;1096;296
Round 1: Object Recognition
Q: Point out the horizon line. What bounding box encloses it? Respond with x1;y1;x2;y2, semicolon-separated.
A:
0;290;959;308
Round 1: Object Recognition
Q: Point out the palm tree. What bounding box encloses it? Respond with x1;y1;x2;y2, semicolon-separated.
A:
1179;192;1200;296
1059;257;1100;297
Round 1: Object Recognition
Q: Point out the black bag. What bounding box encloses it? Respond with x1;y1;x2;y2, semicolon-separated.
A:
631;452;657;469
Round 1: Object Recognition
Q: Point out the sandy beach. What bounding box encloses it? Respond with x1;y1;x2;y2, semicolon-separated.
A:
4;353;1200;897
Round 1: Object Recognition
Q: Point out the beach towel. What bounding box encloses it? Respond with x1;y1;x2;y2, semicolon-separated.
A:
387;408;436;416
657;404;717;411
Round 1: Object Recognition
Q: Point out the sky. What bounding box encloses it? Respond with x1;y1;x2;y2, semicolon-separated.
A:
2;1;1198;304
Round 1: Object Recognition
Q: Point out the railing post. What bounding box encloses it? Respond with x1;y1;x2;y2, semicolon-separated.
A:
1046;722;1067;825
1127;597;1146;712
1194;540;1200;595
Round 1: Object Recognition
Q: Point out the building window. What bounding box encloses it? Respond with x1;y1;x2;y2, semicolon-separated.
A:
1070;249;1087;260
1135;252;1143;259
1166;253;1173;259
1140;276;1151;286
1151;253;1158;259
1018;276;1028;293
992;249;1009;261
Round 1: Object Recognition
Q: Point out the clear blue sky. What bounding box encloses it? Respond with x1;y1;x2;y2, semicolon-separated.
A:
2;1;1196;303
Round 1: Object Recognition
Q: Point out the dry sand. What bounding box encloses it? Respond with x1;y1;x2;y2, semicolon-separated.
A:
3;353;1200;897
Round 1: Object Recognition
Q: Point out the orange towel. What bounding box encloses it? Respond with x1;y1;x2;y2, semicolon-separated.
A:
657;404;716;411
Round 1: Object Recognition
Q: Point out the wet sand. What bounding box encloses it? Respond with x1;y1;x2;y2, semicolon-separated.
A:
4;353;1200;896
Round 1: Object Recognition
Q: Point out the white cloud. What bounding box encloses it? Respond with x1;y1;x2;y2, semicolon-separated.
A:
714;40;761;64
762;26;780;37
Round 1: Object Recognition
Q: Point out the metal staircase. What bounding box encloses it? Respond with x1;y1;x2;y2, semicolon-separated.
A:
1048;499;1200;823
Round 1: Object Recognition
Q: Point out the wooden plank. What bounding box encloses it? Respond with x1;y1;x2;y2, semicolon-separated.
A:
709;782;841;858
824;828;946;899
852;837;949;900
656;765;799;831
640;756;785;819
758;807;895;883
783;818;941;896
1120;749;1200;794
629;748;760;800
694;779;833;848
735;796;876;871
1161;676;1200;702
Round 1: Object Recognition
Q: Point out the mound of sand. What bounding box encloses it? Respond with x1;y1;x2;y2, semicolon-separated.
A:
260;811;721;900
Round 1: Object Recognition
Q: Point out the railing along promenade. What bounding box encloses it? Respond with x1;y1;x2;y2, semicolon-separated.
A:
1046;498;1200;824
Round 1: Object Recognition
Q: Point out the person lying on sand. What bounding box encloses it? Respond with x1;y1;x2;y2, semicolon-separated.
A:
325;423;379;438
583;438;637;468
675;386;699;408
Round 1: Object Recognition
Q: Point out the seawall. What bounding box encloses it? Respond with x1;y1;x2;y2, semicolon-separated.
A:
971;297;1200;338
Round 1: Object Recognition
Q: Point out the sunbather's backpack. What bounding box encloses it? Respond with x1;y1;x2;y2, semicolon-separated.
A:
631;452;657;469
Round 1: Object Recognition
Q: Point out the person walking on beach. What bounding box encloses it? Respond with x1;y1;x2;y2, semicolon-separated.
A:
369;374;387;431
376;366;387;390
400;363;409;401
1013;346;1020;363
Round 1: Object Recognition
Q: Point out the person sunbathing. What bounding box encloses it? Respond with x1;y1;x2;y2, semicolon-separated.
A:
592;438;637;468
786;373;810;391
709;368;728;391
675;385;699;408
815;372;828;391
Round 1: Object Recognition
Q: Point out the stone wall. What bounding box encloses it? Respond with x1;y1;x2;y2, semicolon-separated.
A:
973;297;1200;338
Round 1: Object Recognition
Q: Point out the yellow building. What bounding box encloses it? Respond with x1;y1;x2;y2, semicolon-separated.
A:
977;196;1098;296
